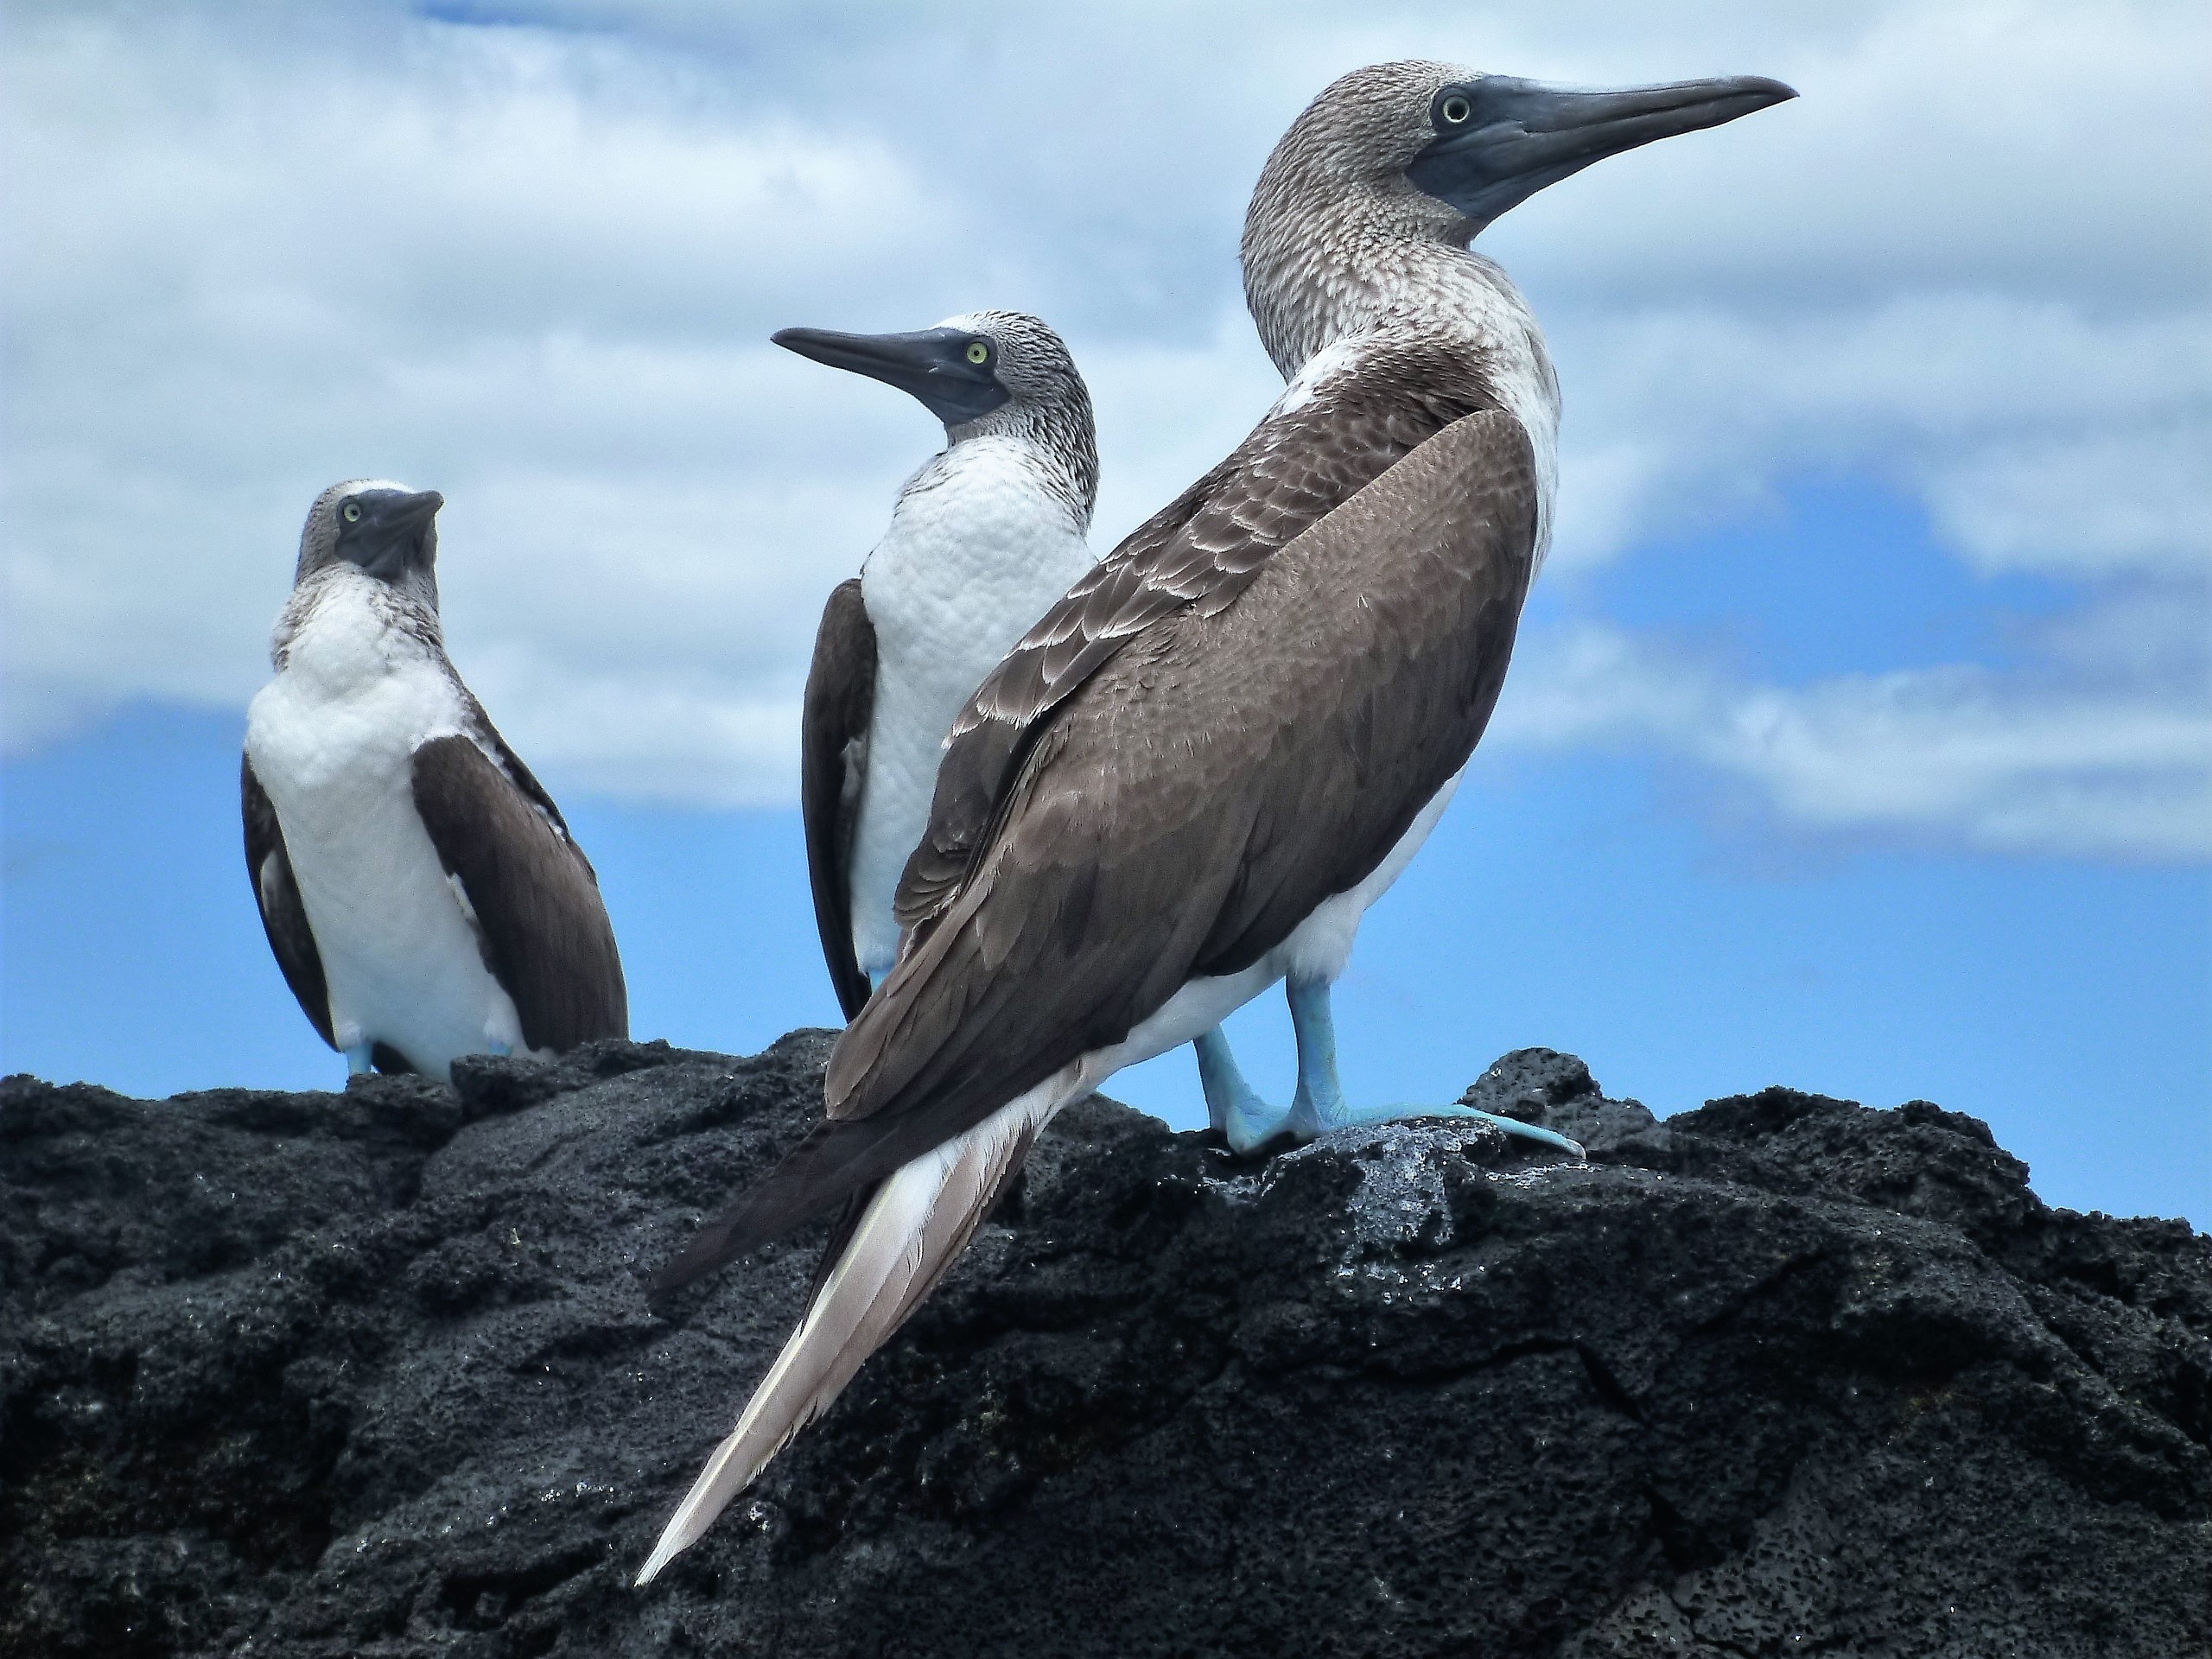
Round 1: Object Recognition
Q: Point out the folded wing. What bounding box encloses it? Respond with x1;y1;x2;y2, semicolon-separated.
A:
410;728;628;1052
896;346;1494;938
242;754;334;1050
799;578;880;1021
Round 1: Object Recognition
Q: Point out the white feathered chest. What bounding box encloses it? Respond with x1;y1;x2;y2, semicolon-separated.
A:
245;570;531;1075
843;439;1096;976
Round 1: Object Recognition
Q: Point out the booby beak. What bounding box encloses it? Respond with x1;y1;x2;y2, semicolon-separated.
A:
338;488;443;582
772;326;1011;427
1407;73;1797;232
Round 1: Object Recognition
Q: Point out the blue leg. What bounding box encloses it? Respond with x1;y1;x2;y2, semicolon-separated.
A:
1279;978;1585;1157
1195;1027;1277;1151
343;1043;374;1077
485;1039;512;1058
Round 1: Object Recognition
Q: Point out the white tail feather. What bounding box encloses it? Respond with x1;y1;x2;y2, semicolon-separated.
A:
634;1077;1071;1586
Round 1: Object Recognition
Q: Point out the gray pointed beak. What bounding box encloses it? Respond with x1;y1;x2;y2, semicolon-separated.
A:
384;489;444;528
772;325;1010;427
338;487;443;582
1408;73;1797;231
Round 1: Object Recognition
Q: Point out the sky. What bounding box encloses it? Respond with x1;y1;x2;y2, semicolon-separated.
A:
3;0;2207;1224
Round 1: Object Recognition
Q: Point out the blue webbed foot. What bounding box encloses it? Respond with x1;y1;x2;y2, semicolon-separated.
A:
1287;1096;1586;1157
1205;980;1586;1160
343;1043;374;1077
1195;1027;1281;1154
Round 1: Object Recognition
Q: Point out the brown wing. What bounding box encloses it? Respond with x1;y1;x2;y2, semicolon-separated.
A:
801;580;879;1020
677;406;1539;1266
242;754;335;1051
894;342;1491;936
457;694;582;845
410;733;628;1052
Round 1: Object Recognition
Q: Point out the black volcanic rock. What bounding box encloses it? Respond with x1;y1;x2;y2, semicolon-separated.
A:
2;1038;2205;1658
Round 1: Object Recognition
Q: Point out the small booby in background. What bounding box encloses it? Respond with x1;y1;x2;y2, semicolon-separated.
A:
777;312;1099;1019
243;480;627;1081
638;59;1792;1583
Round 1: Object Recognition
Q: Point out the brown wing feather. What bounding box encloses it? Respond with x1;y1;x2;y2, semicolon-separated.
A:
894;343;1491;936
677;406;1539;1264
460;696;582;845
800;580;879;1020
410;734;628;1052
241;754;335;1051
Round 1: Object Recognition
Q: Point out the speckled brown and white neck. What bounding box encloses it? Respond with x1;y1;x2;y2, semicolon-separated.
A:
939;308;1100;536
270;563;445;676
941;396;1098;537
1240;66;1563;561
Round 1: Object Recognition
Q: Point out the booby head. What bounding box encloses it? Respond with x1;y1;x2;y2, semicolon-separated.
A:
295;479;446;603
1254;60;1793;241
1243;60;1794;372
774;309;1099;518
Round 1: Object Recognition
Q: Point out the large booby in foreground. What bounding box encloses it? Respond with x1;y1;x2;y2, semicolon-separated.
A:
244;480;627;1081
638;60;1793;1582
779;312;1100;1019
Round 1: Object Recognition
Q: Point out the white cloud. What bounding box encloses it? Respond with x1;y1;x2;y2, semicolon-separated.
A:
2;0;2206;861
1;6;962;764
1923;429;2212;579
1495;618;2212;860
1544;296;2212;575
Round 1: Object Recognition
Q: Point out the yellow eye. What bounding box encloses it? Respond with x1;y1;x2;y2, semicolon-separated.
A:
965;341;989;365
1441;93;1472;124
342;502;361;523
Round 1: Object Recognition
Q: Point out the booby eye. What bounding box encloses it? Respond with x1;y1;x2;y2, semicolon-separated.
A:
965;341;989;365
341;502;361;524
1440;92;1473;126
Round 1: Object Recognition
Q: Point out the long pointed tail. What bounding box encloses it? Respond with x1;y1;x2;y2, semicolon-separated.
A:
634;1081;1063;1586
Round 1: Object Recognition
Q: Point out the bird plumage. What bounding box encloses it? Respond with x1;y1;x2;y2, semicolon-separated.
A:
243;480;626;1080
791;312;1099;1015
800;578;880;1019
662;385;1538;1280
641;58;1793;1582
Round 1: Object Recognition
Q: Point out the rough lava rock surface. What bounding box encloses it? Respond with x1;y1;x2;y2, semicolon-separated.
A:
2;1037;2206;1657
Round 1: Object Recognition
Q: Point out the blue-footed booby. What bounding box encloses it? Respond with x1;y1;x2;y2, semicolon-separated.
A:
785;313;1277;1135
637;60;1793;1583
779;312;1100;1019
243;480;627;1081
